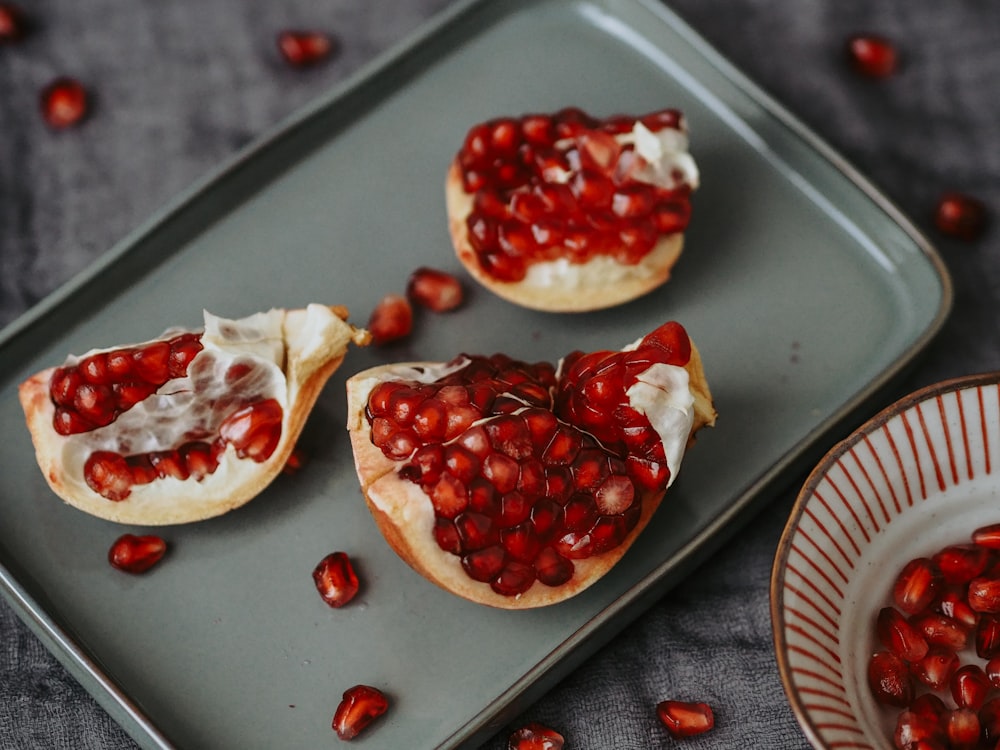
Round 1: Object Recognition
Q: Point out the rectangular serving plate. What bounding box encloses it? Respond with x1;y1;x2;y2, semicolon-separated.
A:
0;0;951;748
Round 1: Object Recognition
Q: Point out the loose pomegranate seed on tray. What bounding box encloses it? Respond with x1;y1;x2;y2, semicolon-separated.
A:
108;534;168;574
332;684;389;741
367;293;413;345
406;267;464;312
312;551;360;608
656;699;715;738
507;721;564;750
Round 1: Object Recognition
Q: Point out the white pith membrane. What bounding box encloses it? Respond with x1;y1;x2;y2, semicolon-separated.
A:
345;333;715;609
20;304;368;525
446;117;700;312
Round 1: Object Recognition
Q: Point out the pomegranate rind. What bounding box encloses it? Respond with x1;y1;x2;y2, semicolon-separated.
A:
446;162;685;312
19;304;369;525
345;336;715;609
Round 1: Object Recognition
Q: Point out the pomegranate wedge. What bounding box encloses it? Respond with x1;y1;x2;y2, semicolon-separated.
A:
345;321;715;608
19;305;369;525
446;107;699;312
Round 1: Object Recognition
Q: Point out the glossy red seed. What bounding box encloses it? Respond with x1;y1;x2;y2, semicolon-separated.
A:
934;192;987;242
40;77;89;129
946;707;981;750
108;534;167;574
951;663;991;710
217;399;284;461
977;613;1000;658
969;576;1000;613
846;34;899;78
332;684;388;740
910;647;960;691
84;451;133;501
656;700;714;738
910;611;969;651
893;557;941;614
406;267;464;312
877;607;929;662
981;697;1000;744
974;523;1000;549
507;721;565;750
0;3;26;42
312;552;360;608
893;708;946;749
277;29;335;67
934;543;992;584
367;294;413;345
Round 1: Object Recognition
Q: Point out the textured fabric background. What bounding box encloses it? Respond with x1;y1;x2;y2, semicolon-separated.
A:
1;1;998;748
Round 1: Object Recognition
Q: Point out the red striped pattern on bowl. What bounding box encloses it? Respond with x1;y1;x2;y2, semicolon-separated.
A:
772;373;1000;749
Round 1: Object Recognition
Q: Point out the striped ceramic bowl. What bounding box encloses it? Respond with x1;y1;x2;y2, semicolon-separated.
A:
771;373;1000;749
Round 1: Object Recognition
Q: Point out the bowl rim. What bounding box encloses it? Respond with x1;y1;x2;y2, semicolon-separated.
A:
769;369;1000;749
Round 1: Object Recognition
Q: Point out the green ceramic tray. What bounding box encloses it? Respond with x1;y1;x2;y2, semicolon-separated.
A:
0;0;951;747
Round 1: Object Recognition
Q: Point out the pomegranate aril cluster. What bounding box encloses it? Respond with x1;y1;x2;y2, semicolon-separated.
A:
365;322;690;597
457;107;694;282
868;523;1000;748
50;334;285;501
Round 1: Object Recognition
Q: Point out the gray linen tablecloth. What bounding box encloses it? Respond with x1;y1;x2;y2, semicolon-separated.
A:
1;1;998;748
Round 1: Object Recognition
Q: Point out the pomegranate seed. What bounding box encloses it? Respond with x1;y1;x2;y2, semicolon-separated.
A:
85;451;134;501
312;552;360;608
934;543;991;584
974;523;1000;549
217;399;284;462
331;684;388;740
893;708;946;748
656;700;714;738
367;294;413;345
951;663;991;710
40;77;89;129
934;192;988;242
910;611;969;651
893;557;941;614
977;613;1000;658
507;722;564;750
969;575;1000;613
406;267;464;312
910;648;959;692
0;3;26;43
946;707;981;750
282;446;307;475
869;651;915;705
877;607;929;662
981;697;1000;744
845;34;899;78
938;588;980;629
108;534;167;574
276;29;335;67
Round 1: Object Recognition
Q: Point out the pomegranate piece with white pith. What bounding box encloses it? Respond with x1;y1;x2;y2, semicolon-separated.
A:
445;107;699;312
19;305;369;525
345;321;715;608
